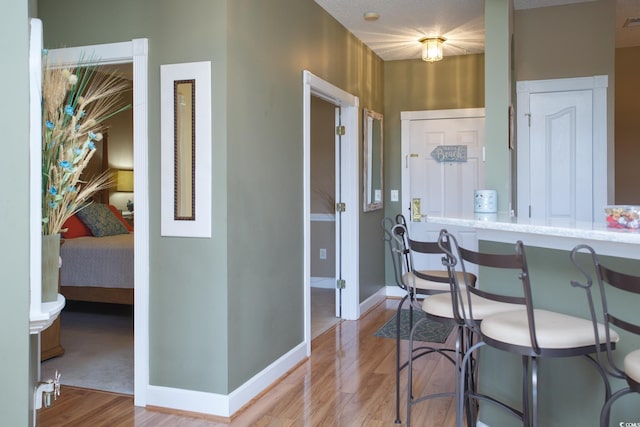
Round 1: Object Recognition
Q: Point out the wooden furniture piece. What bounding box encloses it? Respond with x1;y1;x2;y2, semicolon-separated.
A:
41;317;64;361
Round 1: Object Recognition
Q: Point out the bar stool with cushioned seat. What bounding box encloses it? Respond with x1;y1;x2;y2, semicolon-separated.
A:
570;244;640;427
414;230;528;426
439;231;617;427
382;216;468;424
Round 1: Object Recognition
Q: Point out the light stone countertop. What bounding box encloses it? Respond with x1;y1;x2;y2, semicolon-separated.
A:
425;213;640;259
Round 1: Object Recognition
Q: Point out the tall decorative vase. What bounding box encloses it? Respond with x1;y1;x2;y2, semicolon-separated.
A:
42;234;61;303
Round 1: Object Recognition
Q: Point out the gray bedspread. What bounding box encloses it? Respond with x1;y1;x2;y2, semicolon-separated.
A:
60;233;134;289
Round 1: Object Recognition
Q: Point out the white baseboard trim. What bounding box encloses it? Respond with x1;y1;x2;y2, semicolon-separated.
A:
477;421;490;427
359;286;387;315
146;341;307;418
385;284;406;298
311;277;335;289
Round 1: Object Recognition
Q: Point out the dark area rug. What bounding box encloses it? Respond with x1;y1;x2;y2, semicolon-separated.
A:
374;309;455;343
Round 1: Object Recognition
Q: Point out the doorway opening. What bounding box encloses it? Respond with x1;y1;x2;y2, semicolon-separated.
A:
303;71;359;355
40;39;149;407
310;95;338;339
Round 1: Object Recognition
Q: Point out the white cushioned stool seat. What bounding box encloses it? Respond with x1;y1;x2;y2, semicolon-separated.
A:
624;349;640;384
404;271;451;292
481;308;620;349
422;291;521;320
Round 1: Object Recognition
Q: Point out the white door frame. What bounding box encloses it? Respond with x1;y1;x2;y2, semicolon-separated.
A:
46;40;150;407
303;70;359;354
516;76;608;221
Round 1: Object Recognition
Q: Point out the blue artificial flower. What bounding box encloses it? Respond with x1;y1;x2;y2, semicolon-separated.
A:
88;131;96;140
80;111;86;118
64;105;74;116
48;201;57;208
45;121;54;130
67;186;77;193
49;187;57;196
59;160;72;170
74;148;82;156
88;141;95;150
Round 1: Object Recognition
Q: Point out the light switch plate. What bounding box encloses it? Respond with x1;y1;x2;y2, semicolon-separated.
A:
391;190;399;202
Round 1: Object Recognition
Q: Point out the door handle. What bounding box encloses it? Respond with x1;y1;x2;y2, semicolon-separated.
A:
412;198;424;222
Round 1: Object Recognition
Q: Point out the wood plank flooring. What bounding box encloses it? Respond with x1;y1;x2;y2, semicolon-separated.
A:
38;299;459;426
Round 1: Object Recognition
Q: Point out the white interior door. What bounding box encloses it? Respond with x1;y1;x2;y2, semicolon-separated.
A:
529;90;593;221
401;109;484;273
517;76;608;222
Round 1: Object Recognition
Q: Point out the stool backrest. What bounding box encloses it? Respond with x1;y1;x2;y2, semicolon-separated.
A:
438;230;539;351
382;217;453;306
570;244;640;379
382;216;409;292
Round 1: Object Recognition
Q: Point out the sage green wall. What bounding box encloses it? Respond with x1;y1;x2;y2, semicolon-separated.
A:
39;0;385;395
0;2;31;425
478;242;639;426
39;0;230;393
514;0;615;205
225;0;385;388
382;55;485;285
485;0;512;214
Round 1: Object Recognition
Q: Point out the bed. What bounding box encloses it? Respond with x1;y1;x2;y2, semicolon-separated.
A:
59;203;135;305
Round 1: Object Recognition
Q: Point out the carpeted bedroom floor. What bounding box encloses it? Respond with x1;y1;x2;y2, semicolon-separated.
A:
41;303;134;395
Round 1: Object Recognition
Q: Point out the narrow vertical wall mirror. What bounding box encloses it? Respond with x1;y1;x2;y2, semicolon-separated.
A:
161;61;212;238
174;79;196;220
363;108;383;212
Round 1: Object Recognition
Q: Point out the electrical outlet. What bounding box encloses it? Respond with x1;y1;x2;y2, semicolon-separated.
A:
319;248;327;260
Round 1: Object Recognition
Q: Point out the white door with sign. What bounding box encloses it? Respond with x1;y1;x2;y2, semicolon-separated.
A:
401;108;485;273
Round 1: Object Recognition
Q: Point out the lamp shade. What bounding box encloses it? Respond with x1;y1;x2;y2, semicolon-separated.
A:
420;36;445;62
116;170;134;192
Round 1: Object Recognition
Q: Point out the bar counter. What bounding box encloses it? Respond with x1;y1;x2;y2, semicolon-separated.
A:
424;213;640;426
426;213;640;259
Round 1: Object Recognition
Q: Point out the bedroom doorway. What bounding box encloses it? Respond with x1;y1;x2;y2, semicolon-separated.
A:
40;40;149;406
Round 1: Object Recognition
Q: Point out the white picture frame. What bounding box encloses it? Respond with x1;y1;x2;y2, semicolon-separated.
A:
160;61;212;238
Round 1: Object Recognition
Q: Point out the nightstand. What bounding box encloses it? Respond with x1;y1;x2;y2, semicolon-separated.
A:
122;211;134;227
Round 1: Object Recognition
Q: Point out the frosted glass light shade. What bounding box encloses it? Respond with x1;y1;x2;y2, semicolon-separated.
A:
421;36;445;62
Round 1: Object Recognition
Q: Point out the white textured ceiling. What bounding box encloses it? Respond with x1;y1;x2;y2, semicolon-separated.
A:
314;0;640;61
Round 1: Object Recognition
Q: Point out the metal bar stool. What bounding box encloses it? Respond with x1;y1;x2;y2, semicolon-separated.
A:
570;244;638;427
439;231;616;427
382;216;463;424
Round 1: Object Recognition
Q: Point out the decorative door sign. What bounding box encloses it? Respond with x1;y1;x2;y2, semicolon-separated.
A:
430;145;467;162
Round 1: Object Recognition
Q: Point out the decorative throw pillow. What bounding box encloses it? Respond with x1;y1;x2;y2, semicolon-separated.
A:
61;214;93;238
76;203;129;237
108;204;134;232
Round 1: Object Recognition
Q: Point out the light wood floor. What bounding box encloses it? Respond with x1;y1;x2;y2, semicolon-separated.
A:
38;298;459;426
311;287;340;340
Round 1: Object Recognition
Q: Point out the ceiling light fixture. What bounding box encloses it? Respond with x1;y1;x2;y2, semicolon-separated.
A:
420;36;446;62
363;12;380;21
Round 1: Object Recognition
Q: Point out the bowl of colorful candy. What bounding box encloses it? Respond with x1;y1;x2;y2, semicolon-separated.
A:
605;205;640;229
